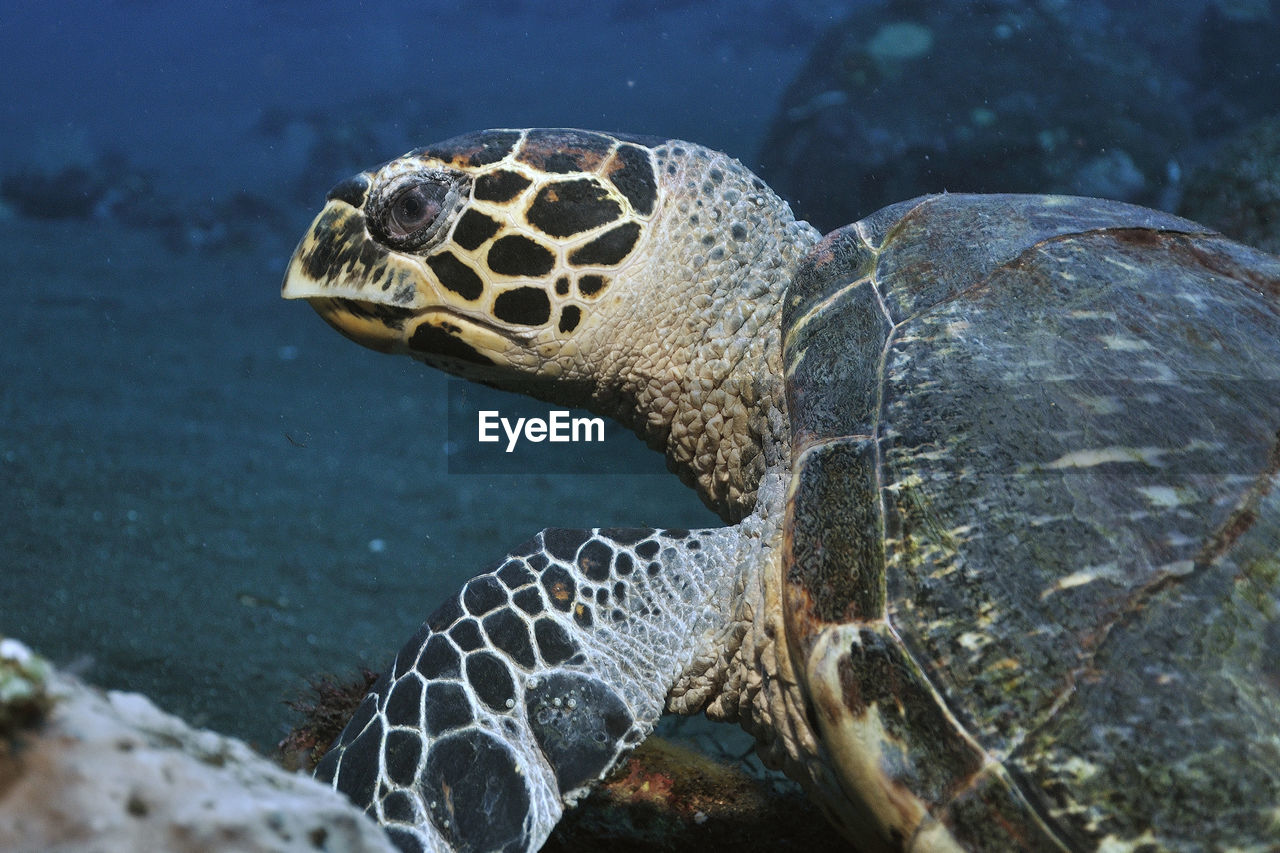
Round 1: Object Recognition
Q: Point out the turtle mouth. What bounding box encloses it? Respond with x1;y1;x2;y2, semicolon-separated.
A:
281;199;428;309
304;297;518;369
282;200;521;366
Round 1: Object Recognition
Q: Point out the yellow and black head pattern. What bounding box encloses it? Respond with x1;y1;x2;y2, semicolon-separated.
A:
282;128;661;375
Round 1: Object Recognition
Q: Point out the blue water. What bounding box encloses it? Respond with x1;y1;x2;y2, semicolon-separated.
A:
3;0;821;202
1;0;1275;757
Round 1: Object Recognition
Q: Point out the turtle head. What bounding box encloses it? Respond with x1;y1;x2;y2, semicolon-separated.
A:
284;128;819;520
282;129;662;385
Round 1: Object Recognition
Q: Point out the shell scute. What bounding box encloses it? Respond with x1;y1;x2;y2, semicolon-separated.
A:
783;226;888;449
784;439;884;631
868;194;1209;322
936;765;1071;851
782;222;877;335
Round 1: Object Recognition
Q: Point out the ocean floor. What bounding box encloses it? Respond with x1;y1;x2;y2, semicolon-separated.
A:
0;213;719;751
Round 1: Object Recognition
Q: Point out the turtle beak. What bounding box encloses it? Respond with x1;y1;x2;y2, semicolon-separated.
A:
281;172;428;353
282;172;514;370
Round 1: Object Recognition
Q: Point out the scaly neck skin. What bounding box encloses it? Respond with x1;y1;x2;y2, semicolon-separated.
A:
550;144;822;523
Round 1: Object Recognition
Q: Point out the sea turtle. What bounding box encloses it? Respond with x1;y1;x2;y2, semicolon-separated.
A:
281;128;1280;852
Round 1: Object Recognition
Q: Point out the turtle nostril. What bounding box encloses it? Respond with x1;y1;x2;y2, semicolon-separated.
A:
327;174;371;208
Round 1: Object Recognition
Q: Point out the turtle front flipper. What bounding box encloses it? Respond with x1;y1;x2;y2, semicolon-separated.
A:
316;525;741;853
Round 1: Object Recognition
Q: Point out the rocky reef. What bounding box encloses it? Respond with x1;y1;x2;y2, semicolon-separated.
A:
0;639;395;853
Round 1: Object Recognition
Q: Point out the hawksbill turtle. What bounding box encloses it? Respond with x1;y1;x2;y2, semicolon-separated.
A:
281;128;1280;852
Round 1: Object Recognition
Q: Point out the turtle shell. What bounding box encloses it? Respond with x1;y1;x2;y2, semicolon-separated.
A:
779;194;1280;850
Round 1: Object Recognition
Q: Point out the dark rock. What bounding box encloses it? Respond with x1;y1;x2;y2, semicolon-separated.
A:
758;1;1192;231
544;736;846;853
1;162;113;220
0;151;299;256
1195;0;1280;136
1180;115;1280;254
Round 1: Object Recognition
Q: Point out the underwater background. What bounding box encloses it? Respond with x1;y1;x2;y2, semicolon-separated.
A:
2;0;1277;763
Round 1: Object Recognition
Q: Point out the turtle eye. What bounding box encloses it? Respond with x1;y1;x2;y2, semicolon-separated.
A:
367;169;470;251
385;181;447;239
